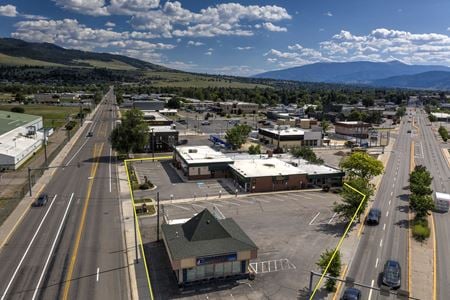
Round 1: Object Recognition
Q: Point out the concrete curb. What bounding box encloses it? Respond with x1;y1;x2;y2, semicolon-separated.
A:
0;99;102;250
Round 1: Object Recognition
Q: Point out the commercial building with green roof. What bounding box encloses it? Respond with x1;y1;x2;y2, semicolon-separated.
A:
162;209;258;285
0;110;43;170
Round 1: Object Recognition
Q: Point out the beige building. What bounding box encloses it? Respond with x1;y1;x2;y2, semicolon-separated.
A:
258;126;323;149
219;101;258;114
335;121;371;139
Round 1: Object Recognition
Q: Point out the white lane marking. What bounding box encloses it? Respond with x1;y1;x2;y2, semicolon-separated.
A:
386;211;389;217
109;147;112;193
368;279;374;300
380;239;383;248
392;183;395;188
375;258;379;268
1;195;58;300
389;200;391;205
32;193;74;300
383;223;386;231
328;213;337;224
65;139;89;166
309;212;320;225
390;191;393;197
393;177;396;181
96;267;100;282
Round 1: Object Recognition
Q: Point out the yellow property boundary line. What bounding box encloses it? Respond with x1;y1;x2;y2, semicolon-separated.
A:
124;155;172;300
309;183;366;300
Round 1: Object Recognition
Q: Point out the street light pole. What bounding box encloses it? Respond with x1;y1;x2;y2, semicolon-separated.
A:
156;192;160;241
44;129;48;167
151;128;155;160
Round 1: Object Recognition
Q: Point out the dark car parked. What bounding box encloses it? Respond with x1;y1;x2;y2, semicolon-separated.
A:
341;288;361;300
382;260;401;289
34;194;49;207
366;208;381;225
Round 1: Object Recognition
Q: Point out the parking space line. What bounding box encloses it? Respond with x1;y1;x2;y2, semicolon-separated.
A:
309;193;328;199
167;203;191;211
224;201;241;206
328;213;337;224
192;203;207;210
256;198;270;203
309;212;320;225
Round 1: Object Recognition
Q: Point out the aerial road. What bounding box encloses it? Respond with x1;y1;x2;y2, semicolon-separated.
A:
415;109;450;300
0;88;130;300
344;108;414;299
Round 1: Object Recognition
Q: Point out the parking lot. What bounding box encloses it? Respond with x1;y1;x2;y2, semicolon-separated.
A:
139;190;345;300
132;160;237;201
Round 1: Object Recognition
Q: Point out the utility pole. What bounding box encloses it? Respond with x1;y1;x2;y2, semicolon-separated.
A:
44;129;48;167
156;192;160;241
151;128;155;160
28;167;32;196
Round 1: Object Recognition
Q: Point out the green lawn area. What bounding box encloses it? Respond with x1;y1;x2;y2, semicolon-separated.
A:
0;104;80;128
73;59;137;70
145;71;271;89
0;53;64;67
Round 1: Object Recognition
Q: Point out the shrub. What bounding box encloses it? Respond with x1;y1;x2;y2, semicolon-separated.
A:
412;219;430;241
139;182;154;190
65;120;77;131
10;106;25;113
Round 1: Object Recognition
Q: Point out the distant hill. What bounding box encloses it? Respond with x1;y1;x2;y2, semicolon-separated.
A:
371;71;450;90
254;60;450;84
0;38;168;71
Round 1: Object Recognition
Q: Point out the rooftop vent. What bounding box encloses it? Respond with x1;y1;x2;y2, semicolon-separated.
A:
188;149;198;153
263;163;275;168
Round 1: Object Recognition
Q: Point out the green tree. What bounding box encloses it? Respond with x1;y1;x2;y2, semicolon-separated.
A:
362;98;374;107
409;194;435;220
347;110;362;121
15;92;25;102
438;126;448;142
316;248;342;291
290;146;324;164
428;114;437;122
321;120;330;134
10;106;25;113
248;144;261;154
116;92;124;106
225;124;251;150
94;92;102;105
167;97;181;109
333;177;374;221
396;106;406;118
339;152;384;181
409;165;433;196
109;109;148;154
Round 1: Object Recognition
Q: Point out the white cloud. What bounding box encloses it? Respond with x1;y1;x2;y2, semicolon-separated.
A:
0;4;18;17
266;28;450;69
108;0;159;15
324;11;333;17
236;46;253;50
205;51;212;56
11;18;175;64
187;40;204;46
22;14;48;20
105;21;116;27
53;0;109;16
262;22;287;32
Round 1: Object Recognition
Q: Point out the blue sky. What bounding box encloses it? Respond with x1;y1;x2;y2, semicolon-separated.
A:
1;0;450;75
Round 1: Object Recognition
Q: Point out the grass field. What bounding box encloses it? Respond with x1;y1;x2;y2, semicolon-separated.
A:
73;59;137;70
0;104;80;128
0;53;65;67
145;71;271;89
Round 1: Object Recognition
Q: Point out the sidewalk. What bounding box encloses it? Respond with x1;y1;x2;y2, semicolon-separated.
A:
117;163;151;300
0;102;100;249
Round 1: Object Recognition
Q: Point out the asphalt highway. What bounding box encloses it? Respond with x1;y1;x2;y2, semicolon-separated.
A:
415;109;450;300
0;88;129;300
344;109;414;299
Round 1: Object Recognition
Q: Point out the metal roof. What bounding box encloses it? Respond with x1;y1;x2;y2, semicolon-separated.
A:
0;110;41;136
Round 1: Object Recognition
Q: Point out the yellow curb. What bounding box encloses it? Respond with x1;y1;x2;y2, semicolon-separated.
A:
332;264;348;300
431;214;437;300
441;148;450;169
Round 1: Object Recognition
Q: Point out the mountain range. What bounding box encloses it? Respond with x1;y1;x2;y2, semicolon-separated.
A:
0;38;168;71
1;37;450;90
254;60;450;90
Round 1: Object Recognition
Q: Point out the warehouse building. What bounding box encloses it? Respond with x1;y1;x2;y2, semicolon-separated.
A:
229;157;308;192
173;146;234;180
0;111;44;170
162;209;258;286
142;111;173;126
258;126;323;149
